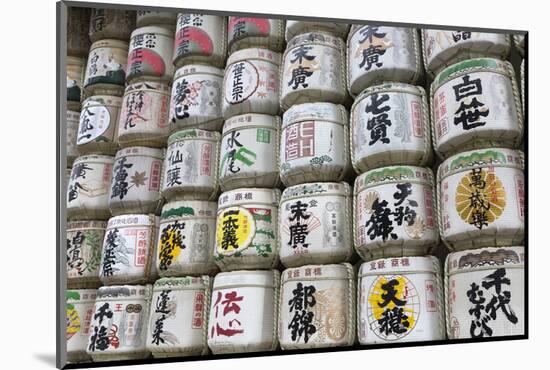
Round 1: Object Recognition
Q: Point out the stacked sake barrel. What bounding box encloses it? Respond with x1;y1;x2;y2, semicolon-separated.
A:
422;29;525;340
346;25;446;345
64;8;526;364
66;8;165;363
275;21;358;351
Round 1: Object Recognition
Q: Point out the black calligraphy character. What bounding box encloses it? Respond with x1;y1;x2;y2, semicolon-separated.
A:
88;325;110;351
378;279;407;308
288;283;317;343
225;131;244;174
287;201;311;249
290;45;315;64
454;97;489;130
467;282;492;338
166;166;182;187
221;209;240;250
378;306;410;335
365;93;392;145
453;75;483;101
365;198;397;241
173;79;191;121
110;157;133;200
158;221;186;270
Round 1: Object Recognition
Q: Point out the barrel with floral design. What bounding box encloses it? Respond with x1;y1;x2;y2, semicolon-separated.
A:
108;147;164;215
156;200;219;277
170;65;224;132
279;263;355;349
437;148;524;251
214;188;280;271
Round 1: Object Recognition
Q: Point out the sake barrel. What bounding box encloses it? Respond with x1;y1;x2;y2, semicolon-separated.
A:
86;285;152;361
207;270;280;354
170;65;224;132
445;246;524;339
118;81;170;148
67;109;80;167
173;14;227;69
108;147;164;215
162;129;220;201
156;200;219;277
214;188;281;271
354;166;438;261
357;256;445;344
280;102;350;186
437;148;524;251
67;56;86;103
67;221;107;289
219;114;280;191
281;32;348;110
514;34;525;57
146;276;211;357
89;9;135;43
99;214;159;285
83;39;128;96
77;95;121;155
422;30;511;77
279;182;354;267
126;26;174;84
347;26;423;97
66;289;97;363
279;263;355;349
67;7;91;57
285;21;350;42
431;58;523;159
67;155;114;220
136;11;177;28
350;82;432;172
223;48;281;118
227;17;285;53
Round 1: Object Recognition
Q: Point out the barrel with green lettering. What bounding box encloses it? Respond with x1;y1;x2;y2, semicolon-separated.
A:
219;113;280;191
